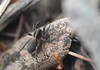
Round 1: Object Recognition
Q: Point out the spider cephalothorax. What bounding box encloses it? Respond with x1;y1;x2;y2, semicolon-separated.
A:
37;18;73;56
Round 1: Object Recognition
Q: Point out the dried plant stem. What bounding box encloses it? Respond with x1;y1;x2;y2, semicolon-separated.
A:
68;51;91;62
0;0;11;17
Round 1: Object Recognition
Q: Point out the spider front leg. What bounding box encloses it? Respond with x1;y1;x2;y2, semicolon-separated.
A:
51;52;64;70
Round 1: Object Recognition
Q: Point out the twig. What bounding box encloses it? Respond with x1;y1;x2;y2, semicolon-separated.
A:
24;23;32;32
0;0;11;17
0;32;16;37
0;0;40;32
14;15;24;42
23;16;32;32
68;51;91;62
